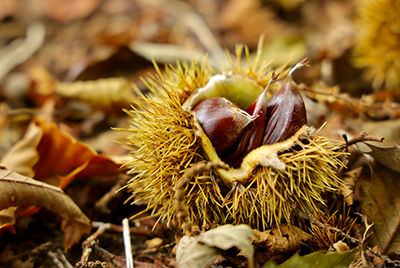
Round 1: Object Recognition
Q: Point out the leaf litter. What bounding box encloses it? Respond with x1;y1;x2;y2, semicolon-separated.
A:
2;0;400;267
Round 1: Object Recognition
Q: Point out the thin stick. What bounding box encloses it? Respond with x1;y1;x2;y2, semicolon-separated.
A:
345;132;384;146
93;245;126;267
56;249;73;268
47;251;65;268
94;175;129;214
122;218;134;268
80;222;110;263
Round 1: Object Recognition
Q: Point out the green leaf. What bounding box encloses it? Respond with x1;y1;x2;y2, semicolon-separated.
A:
262;248;357;268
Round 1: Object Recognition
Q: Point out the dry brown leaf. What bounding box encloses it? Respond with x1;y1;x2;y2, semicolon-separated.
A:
252;225;310;254
33;119;122;182
0;168;91;251
176;224;255;268
55;77;135;112
28;65;136;112
176;235;221;268
351;118;400;146
340;167;363;206
0;118;122;220
1;118;121;188
361;162;400;253
362;142;400;173
0;120;42;178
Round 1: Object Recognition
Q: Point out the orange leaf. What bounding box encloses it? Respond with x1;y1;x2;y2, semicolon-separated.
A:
1;118;122;189
0;168;91;251
32;119;122;184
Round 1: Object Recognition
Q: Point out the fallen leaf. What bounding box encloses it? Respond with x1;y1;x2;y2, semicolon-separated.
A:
262;247;357;268
1;118;122;188
0;168;91;251
0;121;42;178
362;142;400;173
32;119;122;183
176;224;255;268
0;118;122;220
197;224;254;267
361;162;400;252
350;118;400;146
252;225;310;254
176;235;222;268
55;77;135;112
340;167;363;205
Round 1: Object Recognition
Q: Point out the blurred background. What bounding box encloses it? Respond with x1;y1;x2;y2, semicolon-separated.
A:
1;0;400;164
1;1;400;266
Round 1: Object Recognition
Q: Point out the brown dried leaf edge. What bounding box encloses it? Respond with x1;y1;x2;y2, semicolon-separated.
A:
0;167;91;250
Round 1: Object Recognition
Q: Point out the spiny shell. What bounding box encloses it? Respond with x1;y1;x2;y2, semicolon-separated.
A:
122;46;348;231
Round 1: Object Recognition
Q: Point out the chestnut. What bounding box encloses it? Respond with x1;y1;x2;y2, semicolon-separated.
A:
193;97;257;157
263;60;308;145
193;59;308;168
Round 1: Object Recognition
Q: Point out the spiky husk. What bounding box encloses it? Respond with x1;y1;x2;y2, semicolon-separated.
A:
353;0;400;90
123;47;347;231
223;134;347;229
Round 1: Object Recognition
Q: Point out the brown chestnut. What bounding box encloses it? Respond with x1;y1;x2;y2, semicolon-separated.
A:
262;60;308;145
193;59;308;168
193;97;257;156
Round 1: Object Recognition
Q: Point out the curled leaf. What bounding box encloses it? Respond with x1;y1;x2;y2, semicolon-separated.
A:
55;77;135;111
339;167;362;206
1;118;122;188
176;235;222;268
176;224;255;268
0;168;91;251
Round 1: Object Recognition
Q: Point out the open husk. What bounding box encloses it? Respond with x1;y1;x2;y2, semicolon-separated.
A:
121;46;348;232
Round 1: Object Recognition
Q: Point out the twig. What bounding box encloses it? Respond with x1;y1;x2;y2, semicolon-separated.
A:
56;249;74;268
122;218;134;268
81;222;110;263
91;221;163;237
81;221;164;265
48;251;65;268
345;131;384;147
368;248;400;266
0;242;52;263
94;175;129;214
93;244;126;268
